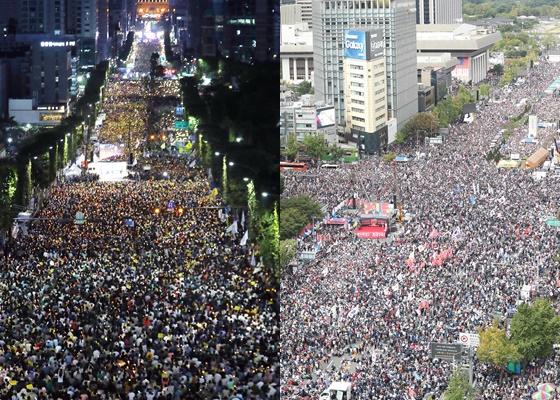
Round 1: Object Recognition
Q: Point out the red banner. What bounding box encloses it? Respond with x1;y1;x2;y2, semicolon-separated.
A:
354;226;387;238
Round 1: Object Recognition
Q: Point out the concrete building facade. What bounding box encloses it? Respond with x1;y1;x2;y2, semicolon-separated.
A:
281;23;313;84
343;28;388;154
312;0;418;131
416;0;462;25
417;24;502;84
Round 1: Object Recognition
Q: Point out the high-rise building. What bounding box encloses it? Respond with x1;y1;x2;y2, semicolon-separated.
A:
297;0;313;28
17;0;65;35
222;0;279;62
66;0;99;67
312;0;418;130
343;28;388;154
98;0;110;60
416;0;462;25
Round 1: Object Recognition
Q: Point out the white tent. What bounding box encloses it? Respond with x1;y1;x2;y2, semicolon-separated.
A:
64;163;83;177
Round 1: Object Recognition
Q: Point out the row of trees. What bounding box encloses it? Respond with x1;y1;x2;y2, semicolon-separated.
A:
282;132;344;163
182;58;280;274
395;85;491;144
0;60;109;236
464;1;560;19
443;297;560;399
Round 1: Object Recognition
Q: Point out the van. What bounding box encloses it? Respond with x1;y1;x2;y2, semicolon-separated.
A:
320;382;352;400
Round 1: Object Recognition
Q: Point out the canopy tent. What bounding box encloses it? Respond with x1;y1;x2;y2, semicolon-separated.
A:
64;163;83;177
522;147;550;169
522;138;537;143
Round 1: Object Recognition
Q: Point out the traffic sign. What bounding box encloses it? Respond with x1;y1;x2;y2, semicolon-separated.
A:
546;219;560;227
75;211;85;225
459;333;480;347
174;120;189;130
459;333;470;345
430;343;462;361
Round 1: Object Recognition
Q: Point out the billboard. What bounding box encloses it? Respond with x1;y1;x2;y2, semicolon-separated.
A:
345;29;385;60
316;107;336;128
368;29;385;60
345;30;367;60
455;57;469;78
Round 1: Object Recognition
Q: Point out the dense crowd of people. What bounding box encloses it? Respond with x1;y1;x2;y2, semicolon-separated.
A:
0;37;279;400
281;54;560;399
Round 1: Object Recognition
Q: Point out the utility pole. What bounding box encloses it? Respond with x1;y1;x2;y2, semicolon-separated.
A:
468;344;473;386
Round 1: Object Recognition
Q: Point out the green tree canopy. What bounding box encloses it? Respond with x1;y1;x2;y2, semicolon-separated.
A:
510;297;560;362
296;81;314;97
477;319;521;381
303;133;325;160
280;238;298;268
282;132;300;161
280;195;323;240
398;112;438;142
453;86;476;110
444;369;477;400
432;98;460;127
327;144;344;163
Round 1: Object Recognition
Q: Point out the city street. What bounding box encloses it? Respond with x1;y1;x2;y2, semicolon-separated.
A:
0;20;280;400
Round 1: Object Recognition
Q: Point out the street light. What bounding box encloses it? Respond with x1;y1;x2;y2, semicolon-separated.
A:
228;161;259;174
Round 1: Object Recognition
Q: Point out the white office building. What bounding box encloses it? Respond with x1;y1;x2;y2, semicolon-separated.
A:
312;0;418;131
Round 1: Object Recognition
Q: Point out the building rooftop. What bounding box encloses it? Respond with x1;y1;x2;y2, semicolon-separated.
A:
417;24;502;52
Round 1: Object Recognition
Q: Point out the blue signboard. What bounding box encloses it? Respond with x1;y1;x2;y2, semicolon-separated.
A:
345;30;367;60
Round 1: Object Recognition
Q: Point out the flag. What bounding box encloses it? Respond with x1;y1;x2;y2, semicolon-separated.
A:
11;224;19;239
348;305;360;318
453;227;462;241
241;211;245;229
322;266;329;276
189;159;196;167
208;188;218;199
408;387;416;399
240;230;248;246
19;223;28;236
429;228;439;239
226;221;238;236
250;250;256;266
124;219;134;227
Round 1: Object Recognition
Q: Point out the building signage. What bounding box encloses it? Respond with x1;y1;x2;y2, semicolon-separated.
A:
40;41;76;47
454;57;469;78
40;113;63;122
345;29;385;60
369;29;385;60
36;105;65;111
345;30;367;60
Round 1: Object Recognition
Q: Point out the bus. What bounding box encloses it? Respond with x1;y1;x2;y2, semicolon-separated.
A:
280;162;307;171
